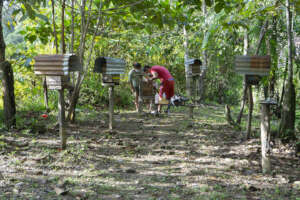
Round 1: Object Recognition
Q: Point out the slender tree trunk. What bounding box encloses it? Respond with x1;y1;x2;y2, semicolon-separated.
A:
70;0;75;54
61;0;66;54
279;0;296;142
183;25;191;97
269;17;278;98
246;85;253;139
236;31;249;124
51;0;58;53
279;58;288;106
43;77;49;111
0;2;16;129
199;0;208;102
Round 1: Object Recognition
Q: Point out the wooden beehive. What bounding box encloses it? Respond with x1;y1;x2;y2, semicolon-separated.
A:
94;57;126;75
235;56;271;76
46;75;70;90
185;58;204;75
141;81;154;98
34;54;82;76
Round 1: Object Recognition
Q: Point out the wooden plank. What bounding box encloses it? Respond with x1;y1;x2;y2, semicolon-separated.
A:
34;67;69;71
108;86;114;130
34;71;69;76
58;89;67;149
260;104;271;174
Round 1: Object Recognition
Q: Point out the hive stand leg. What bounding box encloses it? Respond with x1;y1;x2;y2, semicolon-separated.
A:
261;104;271;174
108;86;114;130
189;106;194;119
58;89;67;149
138;80;143;114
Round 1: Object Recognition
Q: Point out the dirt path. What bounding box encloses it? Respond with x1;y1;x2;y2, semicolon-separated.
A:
0;105;299;199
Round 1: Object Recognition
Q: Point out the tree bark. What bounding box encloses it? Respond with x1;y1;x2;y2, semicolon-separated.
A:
183;25;191;97
246;85;253;139
269;17;278;98
198;0;208;102
1;62;16;128
279;0;296;142
51;0;58;53
0;2;16;129
236;31;249;124
43;77;49;111
70;0;75;53
61;0;66;54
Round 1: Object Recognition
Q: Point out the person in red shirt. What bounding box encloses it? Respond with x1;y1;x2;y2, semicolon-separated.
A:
143;65;175;113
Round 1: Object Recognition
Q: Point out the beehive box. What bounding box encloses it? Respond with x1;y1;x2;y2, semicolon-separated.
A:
235;56;271;76
34;54;82;76
46;75;69;90
94;57;126;75
185;58;205;75
141;81;154;98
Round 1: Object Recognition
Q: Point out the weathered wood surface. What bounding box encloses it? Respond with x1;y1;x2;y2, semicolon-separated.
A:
235;56;271;76
34;54;81;75
94;57;126;74
108;86;114;130
260;103;271;174
58;89;67;149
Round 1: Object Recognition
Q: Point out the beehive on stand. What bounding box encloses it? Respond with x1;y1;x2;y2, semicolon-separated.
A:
94;57;126;85
185;58;205;76
34;54;82;89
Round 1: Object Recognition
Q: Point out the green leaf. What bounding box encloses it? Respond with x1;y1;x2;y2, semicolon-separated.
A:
215;2;224;13
205;0;212;7
35;14;49;23
24;3;36;20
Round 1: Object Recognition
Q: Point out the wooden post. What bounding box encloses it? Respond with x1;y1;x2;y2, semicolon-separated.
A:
259;98;276;173
189;105;194;119
260;103;271;173
108;85;114;130
138;74;143;114
58;89;66;149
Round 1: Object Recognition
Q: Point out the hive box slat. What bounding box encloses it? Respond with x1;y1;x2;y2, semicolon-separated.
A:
235;55;271;76
34;54;82;76
94;57;126;75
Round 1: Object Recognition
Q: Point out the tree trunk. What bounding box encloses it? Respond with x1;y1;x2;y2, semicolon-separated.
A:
51;0;58;53
183;25;191;97
70;0;75;53
61;0;66;54
1;62;16;128
199;0;208;102
236;78;247;124
43;77;49;111
236;31;249;124
279;0;296;142
269;17;278;98
0;2;16;129
246;85;253;139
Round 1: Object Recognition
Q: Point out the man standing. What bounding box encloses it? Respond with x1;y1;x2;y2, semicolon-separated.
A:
143;65;174;112
128;63;142;112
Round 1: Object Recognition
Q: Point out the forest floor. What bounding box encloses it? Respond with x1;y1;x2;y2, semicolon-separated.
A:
0;104;300;200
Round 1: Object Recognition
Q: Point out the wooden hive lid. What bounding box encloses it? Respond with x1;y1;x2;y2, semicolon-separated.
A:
34;54;82;76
